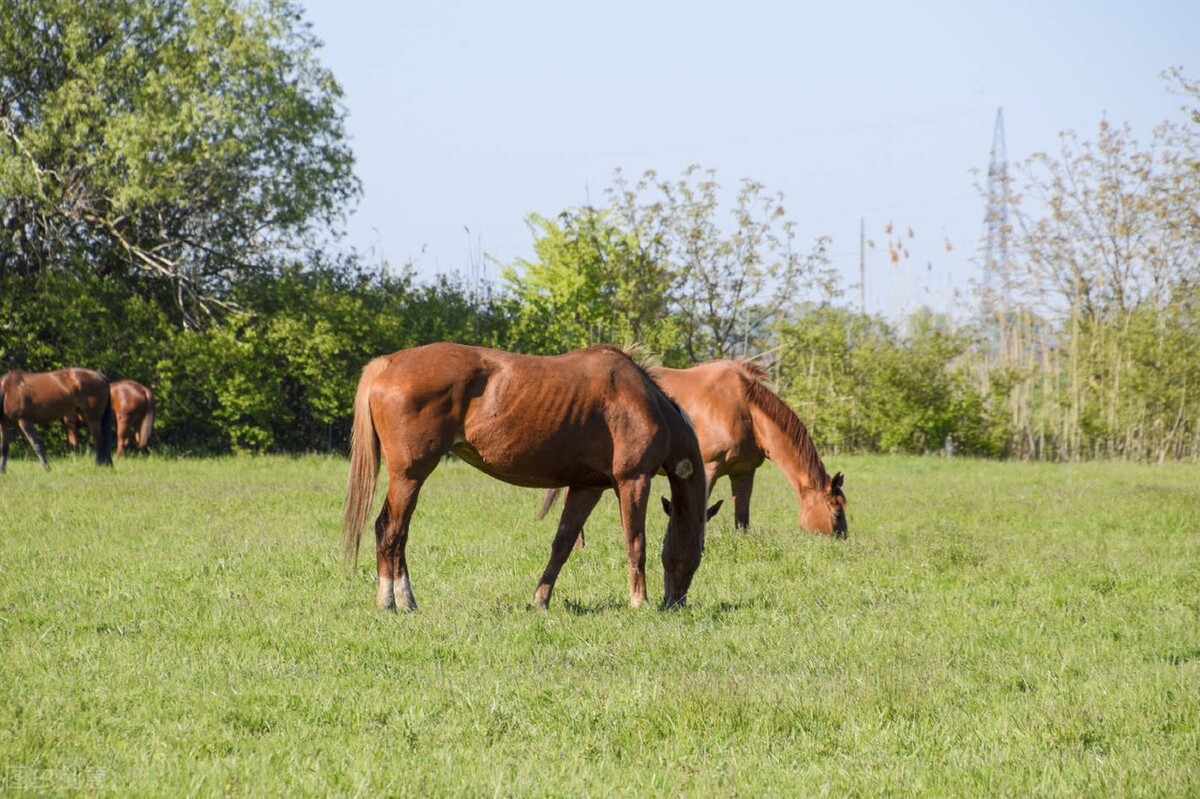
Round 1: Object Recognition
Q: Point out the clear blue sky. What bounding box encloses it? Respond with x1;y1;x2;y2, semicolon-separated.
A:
299;0;1199;321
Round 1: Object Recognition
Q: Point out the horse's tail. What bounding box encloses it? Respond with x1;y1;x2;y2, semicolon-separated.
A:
96;394;116;467
342;357;388;567
140;388;156;452
537;487;563;520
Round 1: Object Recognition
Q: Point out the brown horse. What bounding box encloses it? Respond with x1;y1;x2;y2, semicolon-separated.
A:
1;368;116;472
657;360;846;536
542;359;847;537
342;343;720;612
64;379;155;456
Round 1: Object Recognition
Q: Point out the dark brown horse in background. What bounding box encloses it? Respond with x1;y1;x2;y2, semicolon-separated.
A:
542;359;847;537
1;368;115;472
64;379;155;456
342;343;720;612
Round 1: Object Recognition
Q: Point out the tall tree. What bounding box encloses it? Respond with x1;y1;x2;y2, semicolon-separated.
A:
973;68;1200;460
610;166;837;362
0;0;358;327
501;207;678;356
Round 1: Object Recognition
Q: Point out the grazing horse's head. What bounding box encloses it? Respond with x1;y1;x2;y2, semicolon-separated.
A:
799;471;848;539
659;466;723;608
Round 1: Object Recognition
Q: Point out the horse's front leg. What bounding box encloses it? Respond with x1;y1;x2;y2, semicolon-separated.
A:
729;470;756;530
18;420;50;470
0;424;11;473
534;487;602;610
614;476;652;608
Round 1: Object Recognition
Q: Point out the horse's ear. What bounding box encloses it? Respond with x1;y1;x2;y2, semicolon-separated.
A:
831;472;844;491
706;500;724;521
661;496;672;516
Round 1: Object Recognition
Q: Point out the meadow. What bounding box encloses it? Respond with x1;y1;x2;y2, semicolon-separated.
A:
1;453;1198;796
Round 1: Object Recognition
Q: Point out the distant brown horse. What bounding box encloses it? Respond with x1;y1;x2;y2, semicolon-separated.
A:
342;343;720;612
64;379;155;456
1;368;115;472
542;359;847;537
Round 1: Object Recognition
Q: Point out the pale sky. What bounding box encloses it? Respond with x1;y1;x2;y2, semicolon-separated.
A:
299;0;1199;321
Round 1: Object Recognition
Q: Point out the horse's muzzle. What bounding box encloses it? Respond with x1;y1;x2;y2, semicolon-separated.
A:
661;593;688;610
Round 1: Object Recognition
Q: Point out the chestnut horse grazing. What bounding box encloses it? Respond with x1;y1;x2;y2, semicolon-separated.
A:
1;368;115;472
658;360;847;536
65;379;155;455
542;360;847;537
342;343;718;612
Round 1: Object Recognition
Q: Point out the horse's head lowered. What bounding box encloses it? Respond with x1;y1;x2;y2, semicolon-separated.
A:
660;481;722;607
799;471;847;539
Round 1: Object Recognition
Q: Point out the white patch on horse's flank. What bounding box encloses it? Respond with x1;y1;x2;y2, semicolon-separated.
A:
674;459;694;479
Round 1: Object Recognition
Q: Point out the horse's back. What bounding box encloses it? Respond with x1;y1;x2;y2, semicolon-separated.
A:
0;367;109;422
365;344;671;487
657;362;762;469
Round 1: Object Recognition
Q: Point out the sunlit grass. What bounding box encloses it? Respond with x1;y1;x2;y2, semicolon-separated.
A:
1;453;1197;795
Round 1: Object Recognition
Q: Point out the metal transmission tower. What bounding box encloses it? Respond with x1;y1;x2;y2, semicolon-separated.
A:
983;107;1010;307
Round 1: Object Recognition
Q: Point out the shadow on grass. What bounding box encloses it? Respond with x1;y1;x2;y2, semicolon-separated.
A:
559;597;630;616
552;597;760;617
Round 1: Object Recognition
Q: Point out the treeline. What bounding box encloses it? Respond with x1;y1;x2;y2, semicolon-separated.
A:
5;255;1198;462
3;3;1198;460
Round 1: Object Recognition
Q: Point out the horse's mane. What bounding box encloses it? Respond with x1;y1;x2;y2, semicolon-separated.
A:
728;359;771;384
585;343;662;375
740;370;830;489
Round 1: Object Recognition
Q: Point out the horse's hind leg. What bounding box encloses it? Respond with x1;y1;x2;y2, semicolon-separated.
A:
114;413;130;456
375;476;426;612
18;420;50;471
0;425;11;473
730;471;756;530
63;414;81;453
534;487;603;610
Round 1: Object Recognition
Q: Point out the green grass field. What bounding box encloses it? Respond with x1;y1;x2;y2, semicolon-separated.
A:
1;453;1198;796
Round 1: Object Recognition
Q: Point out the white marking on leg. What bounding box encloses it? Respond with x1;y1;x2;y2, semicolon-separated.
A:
376;576;396;611
393;573;416;611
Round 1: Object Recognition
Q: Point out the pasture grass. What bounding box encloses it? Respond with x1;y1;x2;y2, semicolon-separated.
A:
1;452;1198;796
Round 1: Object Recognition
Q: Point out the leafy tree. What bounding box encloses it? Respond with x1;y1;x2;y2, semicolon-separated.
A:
0;0;358;326
972;68;1200;460
610;166;838;362
501;207;678;356
775;307;1001;456
502;167;836;362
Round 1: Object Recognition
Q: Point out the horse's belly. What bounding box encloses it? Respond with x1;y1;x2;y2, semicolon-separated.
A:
450;440;611;490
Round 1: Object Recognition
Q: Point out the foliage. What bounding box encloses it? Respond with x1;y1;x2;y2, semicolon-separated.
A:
970;68;1200;461
1;456;1197;794
610;166;839;362
501;167;837;364
3;0;1197;465
501;208;680;358
0;0;359;326
775;306;1004;456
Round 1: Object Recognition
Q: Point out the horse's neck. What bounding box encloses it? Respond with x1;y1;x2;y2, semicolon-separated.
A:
661;399;706;506
746;399;826;496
